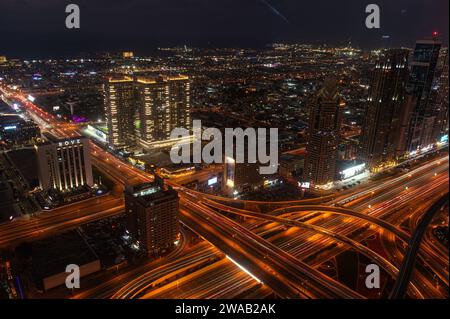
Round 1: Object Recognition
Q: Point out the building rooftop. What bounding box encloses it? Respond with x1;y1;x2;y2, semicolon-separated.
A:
107;75;133;83
40;133;86;145
136;74;189;84
125;177;178;207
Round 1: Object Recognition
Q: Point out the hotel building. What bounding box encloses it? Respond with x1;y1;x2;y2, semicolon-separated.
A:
36;137;93;191
125;177;179;255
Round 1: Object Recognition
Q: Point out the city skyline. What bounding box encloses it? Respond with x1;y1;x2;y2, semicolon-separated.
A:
0;1;448;305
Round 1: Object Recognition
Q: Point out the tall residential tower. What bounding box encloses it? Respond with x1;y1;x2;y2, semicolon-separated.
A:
405;36;441;151
304;79;344;186
136;75;191;143
432;48;449;141
104;75;191;148
359;50;409;169
104;76;136;148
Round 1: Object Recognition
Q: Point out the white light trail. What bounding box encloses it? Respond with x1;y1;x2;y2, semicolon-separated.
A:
226;255;263;284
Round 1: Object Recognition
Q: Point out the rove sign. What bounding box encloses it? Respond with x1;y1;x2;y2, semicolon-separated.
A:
58;139;81;147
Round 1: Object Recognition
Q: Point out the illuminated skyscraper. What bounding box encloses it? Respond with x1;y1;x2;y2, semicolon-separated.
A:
304;79;344;186
136;75;191;143
36;137;93;191
104;76;135;148
432;48;449;141
125;177;179;255
405;36;441;151
167;75;191;132
360;50;409;169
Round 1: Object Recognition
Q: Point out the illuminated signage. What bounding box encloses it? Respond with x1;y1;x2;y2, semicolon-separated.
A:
27;95;35;102
58;139;81;147
340;163;366;180
208;177;218;186
133;186;160;197
298;181;310;189
3;125;17;130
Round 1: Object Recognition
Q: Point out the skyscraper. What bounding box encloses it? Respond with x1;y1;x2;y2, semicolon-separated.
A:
304;79;344;186
405;36;441;151
136;75;191;143
167;75;191;133
125;177;179;255
136;76;168;142
432;48;449;141
104;76;136;148
359;50;409;169
35;137;93;191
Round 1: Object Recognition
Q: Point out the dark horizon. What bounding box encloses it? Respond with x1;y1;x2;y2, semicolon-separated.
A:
0;0;448;59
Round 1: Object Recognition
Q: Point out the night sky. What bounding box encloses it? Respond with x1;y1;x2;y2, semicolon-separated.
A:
0;0;448;58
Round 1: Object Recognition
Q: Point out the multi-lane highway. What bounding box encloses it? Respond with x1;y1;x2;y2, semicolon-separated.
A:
390;194;449;299
137;156;448;299
0;195;123;247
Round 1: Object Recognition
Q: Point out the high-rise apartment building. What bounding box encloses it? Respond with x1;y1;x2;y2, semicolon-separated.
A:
136;75;191;143
125;177;179;255
104;76;136;148
432;48;449;141
104;75;190;148
359;50;409;169
405;36;441;151
167;75;191;132
36;137;93;191
304;79;344;186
